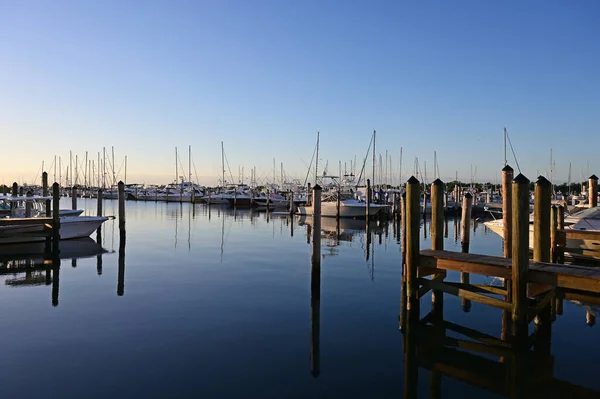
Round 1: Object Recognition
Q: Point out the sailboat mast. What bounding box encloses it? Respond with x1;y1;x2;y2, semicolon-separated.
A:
189;145;192;183
372;130;376;190
221;141;225;187
175;147;178;184
504;127;507;167
315;131;320;185
112;146;116;186
124;155;127;185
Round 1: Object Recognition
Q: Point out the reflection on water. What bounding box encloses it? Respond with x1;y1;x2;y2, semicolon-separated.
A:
0;199;598;398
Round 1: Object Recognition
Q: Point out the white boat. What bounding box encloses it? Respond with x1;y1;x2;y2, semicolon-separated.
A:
484;207;600;259
0;216;109;244
297;199;388;218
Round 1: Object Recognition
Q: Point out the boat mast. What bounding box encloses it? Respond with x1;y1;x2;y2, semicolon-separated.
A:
372;130;376;190
84;151;88;188
112;146;116;187
221;141;225;187
175;147;178;185
189;145;192;184
504;127;507;167
124;155;127;185
315;131;320;186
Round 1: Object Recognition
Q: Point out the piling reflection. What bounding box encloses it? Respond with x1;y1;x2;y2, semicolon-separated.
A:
400;294;600;398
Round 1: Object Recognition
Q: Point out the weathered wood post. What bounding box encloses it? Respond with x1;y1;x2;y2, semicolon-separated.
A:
366;179;371;223
502;165;514;258
42;172;50;217
551;205;558;263
589;175;598;208
71;186;77;210
52;183;61;247
336;187;341;221
118;181;125;228
97;189;103;216
405;176;420;312
460;193;473;252
431;178;445;318
118;222;126;296
307;183;312;207
289;191;295;216
19;186;24;196
401;192;407;266
25;191;33;217
557;205;565;264
512;173;530;344
534;176;552;263
11;182;18;213
310;184;321;377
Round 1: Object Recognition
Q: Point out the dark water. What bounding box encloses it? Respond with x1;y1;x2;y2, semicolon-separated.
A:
0;199;598;398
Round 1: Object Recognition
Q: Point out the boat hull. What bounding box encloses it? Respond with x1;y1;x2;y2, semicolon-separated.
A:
0;216;109;244
297;201;387;218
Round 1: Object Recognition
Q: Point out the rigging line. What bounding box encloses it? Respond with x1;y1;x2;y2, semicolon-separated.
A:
303;143;318;188
356;133;374;188
506;131;521;173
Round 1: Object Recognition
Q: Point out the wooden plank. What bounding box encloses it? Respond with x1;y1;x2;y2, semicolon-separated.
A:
429;279;512;311
420;250;512;279
562;229;600;241
529;262;600;293
0;218;53;226
562;289;600;306
444;336;513;358
527;289;554;323
417;273;445;299
443;282;507;296
436;320;512;348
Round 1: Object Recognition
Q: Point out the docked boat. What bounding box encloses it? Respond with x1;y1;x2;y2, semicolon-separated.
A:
0;216;109;245
297;198;387;218
484;207;600;259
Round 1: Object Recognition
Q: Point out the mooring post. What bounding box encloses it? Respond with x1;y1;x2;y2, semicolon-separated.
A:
336;187;341;221
11;182;18;213
42;172;50;217
19;186;24;196
589;175;598;208
25;191;33;217
551;206;558;263
460;193;473;252
310;184;321;378
307;183;312;207
557;205;565;264
405;176;420;312
118;181;126;227
401;192;407;266
502;165;514;258
52;183;61;246
97;189;103;216
312;184;322;266
366;179;371;223
71;186;77;210
431;178;445;318
534;176;552;263
512;173;530;344
290;191;295;216
118;223;126;296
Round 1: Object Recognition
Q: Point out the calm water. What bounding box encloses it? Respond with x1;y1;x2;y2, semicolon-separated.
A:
0;198;599;398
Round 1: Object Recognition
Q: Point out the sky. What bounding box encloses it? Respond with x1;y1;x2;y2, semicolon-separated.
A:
1;0;599;186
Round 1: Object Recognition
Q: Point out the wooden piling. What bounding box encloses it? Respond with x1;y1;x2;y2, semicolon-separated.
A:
71;186;77;210
11;182;17;213
534;176;551;263
290;191;295;216
405;176;420;311
461;193;473;253
366;179;371;222
401;192;406;266
52;183;60;245
551;206;558;263
42;172;50;217
118;225;126;296
118;181;125;227
25;191;33;217
431;179;444;251
97;189;103;216
312;184;322;266
512;173;530;339
19;186;24;196
502;165;514;258
307;183;312;207
336;187;341;221
310;184;321;377
589;174;598;208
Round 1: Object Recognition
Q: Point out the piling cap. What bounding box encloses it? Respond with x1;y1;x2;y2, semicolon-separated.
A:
118;180;124;185
589;174;599;181
313;184;322;191
502;164;514;173
535;175;551;186
464;192;473;199
512;173;530;184
407;175;420;184
432;178;444;186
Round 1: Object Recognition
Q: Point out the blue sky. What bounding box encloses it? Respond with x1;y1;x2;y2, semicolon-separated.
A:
1;0;599;186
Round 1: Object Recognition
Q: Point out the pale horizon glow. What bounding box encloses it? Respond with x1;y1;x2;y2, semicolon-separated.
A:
2;1;599;186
